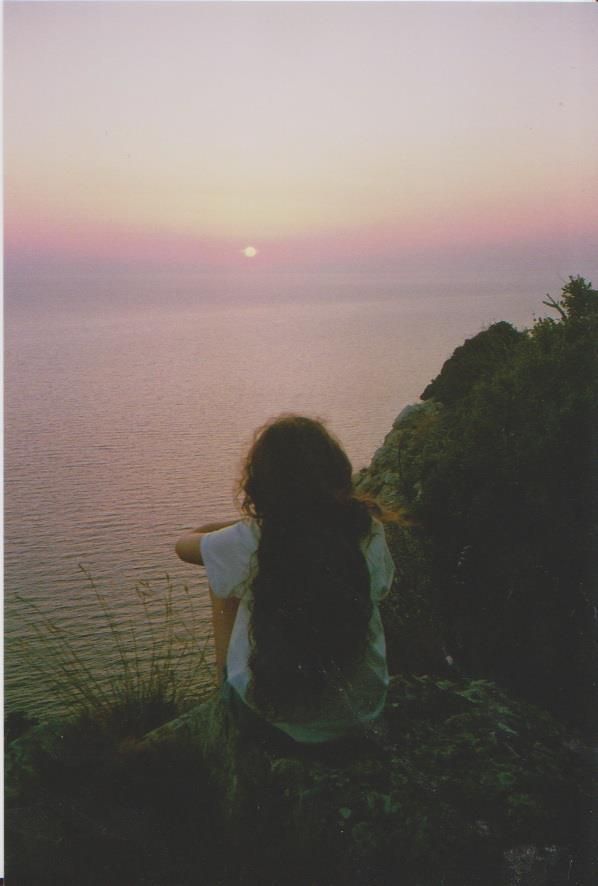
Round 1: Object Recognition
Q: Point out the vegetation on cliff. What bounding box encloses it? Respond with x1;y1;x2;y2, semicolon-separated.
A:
359;276;598;735
6;674;584;885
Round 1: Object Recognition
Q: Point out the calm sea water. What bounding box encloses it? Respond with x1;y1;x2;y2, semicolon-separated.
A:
4;271;544;717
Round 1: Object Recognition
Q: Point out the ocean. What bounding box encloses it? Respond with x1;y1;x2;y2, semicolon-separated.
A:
4;270;545;718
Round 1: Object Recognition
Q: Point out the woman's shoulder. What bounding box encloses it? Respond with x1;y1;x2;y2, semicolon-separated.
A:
200;517;259;560
200;518;260;599
220;516;260;547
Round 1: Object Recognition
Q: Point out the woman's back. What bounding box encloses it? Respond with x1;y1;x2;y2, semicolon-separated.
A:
249;509;374;718
200;514;394;743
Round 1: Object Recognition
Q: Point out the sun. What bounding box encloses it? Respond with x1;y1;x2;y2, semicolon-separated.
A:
242;246;258;258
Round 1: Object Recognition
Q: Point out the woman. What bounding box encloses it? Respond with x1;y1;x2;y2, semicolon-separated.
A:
175;414;395;745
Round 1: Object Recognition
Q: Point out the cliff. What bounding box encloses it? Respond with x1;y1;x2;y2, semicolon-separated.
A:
358;278;598;734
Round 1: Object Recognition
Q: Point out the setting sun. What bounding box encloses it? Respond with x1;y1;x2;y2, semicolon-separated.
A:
242;246;258;258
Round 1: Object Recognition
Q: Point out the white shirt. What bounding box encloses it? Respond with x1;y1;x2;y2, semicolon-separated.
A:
200;517;395;743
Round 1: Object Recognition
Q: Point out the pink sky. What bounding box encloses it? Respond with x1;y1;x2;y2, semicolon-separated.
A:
4;2;598;282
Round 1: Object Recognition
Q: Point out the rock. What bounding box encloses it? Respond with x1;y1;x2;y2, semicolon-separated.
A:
141;674;582;885
393;403;423;428
355;401;438;511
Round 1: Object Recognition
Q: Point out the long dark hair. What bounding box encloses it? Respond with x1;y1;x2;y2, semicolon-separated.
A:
239;414;377;718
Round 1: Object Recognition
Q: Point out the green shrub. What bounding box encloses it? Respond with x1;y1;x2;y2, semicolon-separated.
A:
383;277;597;732
12;569;215;739
6;574;219;884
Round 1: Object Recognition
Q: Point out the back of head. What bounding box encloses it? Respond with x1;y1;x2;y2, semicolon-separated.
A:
241;414;357;526
240;415;375;718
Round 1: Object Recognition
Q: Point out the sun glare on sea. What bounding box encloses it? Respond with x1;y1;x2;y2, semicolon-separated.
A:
242;246;258;258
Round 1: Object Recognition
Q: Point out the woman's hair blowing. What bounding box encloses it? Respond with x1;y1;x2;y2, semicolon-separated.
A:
239;415;376;718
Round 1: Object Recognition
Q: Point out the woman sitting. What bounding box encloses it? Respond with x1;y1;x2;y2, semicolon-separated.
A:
175;414;395;745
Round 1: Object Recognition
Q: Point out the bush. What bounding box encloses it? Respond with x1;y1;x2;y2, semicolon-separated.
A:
381;277;598;733
6;575;219;884
12;570;214;738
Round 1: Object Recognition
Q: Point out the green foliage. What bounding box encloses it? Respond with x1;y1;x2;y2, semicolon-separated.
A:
6;575;219;884
382;276;598;732
13;571;215;740
8;674;580;885
380;522;443;675
383;674;580;847
5;712;221;885
421;320;524;406
208;674;582;885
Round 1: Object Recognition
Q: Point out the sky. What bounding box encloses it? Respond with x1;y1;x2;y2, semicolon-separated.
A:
4;1;598;284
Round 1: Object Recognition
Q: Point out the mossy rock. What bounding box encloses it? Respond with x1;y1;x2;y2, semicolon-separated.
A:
143;674;584;884
6;675;585;884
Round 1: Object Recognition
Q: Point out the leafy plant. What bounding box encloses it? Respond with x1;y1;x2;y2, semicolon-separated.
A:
13;569;215;738
377;277;597;732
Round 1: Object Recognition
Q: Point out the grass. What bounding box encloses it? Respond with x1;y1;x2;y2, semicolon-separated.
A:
5;572;588;885
10;567;215;740
6;572;221;884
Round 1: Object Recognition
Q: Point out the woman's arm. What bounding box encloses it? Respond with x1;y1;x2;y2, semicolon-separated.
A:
174;519;244;684
174;519;240;565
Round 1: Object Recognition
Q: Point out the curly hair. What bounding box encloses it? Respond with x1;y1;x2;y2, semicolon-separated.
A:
239;414;378;719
